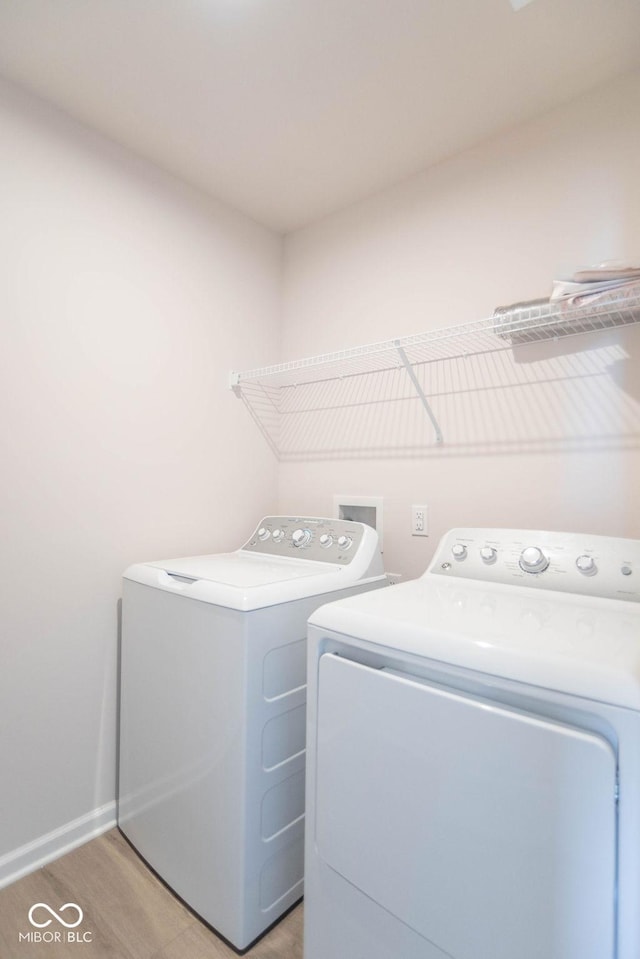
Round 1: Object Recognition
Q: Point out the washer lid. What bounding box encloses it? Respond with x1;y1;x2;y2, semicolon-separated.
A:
123;549;385;610
309;576;640;710
149;551;332;587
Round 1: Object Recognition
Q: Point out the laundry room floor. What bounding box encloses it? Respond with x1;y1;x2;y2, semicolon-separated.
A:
0;829;303;958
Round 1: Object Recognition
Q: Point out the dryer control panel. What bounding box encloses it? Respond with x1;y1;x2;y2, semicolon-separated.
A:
430;528;639;602
243;516;368;566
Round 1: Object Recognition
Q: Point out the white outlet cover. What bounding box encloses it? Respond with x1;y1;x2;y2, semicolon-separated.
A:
411;504;429;537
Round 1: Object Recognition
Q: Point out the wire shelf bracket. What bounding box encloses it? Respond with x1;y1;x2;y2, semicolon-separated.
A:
394;341;443;444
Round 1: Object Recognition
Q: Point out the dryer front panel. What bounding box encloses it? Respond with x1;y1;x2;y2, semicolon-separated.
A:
315;653;617;959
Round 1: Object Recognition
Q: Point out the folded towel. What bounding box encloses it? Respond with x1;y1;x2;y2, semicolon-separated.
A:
573;260;640;283
551;260;640;305
551;276;640;301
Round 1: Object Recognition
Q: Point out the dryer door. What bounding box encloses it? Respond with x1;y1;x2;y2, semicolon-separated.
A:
315;653;617;959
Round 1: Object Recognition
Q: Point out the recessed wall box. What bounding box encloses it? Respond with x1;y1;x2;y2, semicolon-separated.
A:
333;495;384;552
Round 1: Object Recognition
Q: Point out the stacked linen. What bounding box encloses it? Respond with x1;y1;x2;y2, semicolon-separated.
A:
493;260;640;342
551;261;640;306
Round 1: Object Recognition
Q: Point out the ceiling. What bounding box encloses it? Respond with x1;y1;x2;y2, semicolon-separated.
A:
0;0;639;233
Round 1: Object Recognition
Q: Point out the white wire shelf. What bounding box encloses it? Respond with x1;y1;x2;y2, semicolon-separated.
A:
230;285;640;458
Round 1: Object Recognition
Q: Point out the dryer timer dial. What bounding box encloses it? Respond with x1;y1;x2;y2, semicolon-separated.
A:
519;546;549;574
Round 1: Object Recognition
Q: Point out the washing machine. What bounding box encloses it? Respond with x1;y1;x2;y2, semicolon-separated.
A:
117;515;385;951
304;527;640;959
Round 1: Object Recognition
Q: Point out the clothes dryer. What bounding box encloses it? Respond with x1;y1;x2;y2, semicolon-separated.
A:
118;516;385;951
305;528;640;959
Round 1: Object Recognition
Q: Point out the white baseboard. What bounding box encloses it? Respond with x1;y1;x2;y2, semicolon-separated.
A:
0;801;117;890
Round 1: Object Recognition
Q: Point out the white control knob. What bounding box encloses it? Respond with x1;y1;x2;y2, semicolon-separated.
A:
337;535;353;550
451;544;467;560
519;546;549;574
257;527;270;541
272;528;284;543
480;546;497;564
576;555;597;576
319;533;333;548
292;528;312;548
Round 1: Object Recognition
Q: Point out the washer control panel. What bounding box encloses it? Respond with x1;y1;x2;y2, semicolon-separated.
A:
243;516;366;565
430;528;639;602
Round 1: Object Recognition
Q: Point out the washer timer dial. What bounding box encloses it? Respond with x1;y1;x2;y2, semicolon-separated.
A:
292;528;313;548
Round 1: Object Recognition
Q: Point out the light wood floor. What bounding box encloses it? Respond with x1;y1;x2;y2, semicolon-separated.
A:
0;829;303;959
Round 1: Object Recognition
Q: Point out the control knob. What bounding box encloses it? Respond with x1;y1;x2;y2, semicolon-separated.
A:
576;555;597;576
451;544;467;560
337;534;353;550
519;546;549;574
257;527;271;541
480;546;497;564
319;533;334;548
272;528;285;543
292;528;312;548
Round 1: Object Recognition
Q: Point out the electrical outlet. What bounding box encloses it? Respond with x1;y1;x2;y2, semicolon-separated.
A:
411;504;428;536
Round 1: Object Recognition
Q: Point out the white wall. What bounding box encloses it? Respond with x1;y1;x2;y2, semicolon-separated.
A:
3;62;640;885
278;70;640;579
0;78;281;879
